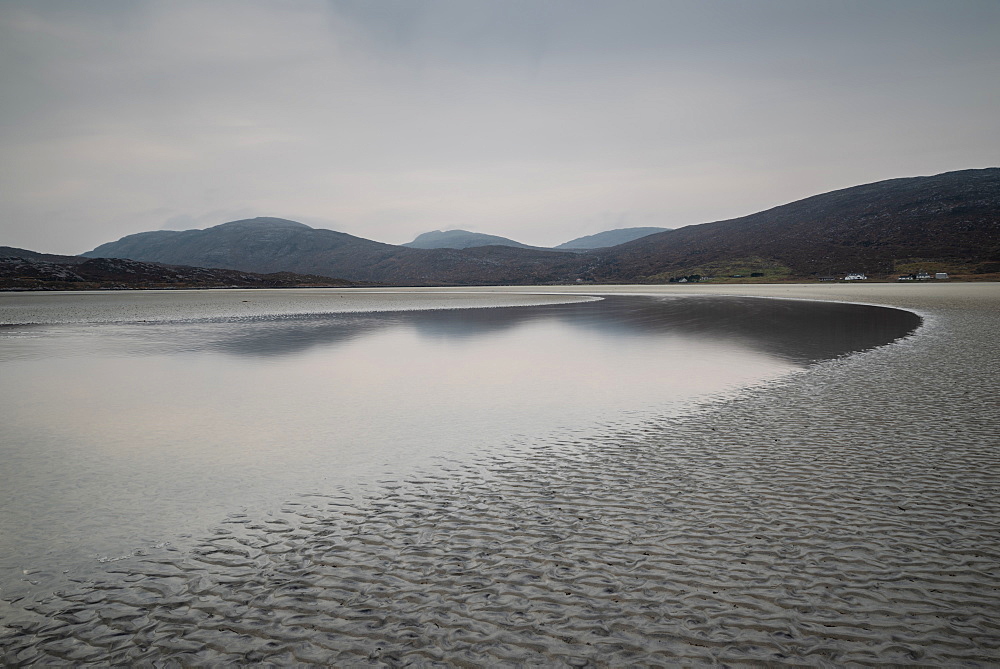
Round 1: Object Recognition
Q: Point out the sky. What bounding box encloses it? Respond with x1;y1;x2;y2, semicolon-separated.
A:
1;0;998;255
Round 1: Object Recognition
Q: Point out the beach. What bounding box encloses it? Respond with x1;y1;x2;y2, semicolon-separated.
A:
2;282;998;665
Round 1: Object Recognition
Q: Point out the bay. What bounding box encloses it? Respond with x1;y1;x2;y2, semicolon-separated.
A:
0;288;920;599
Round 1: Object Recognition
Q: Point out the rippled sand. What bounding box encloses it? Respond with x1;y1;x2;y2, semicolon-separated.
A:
2;283;999;666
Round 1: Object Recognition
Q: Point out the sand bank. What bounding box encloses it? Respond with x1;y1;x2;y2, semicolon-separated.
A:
2;283;998;665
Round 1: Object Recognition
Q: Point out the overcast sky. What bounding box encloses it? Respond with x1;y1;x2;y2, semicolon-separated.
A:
1;0;998;254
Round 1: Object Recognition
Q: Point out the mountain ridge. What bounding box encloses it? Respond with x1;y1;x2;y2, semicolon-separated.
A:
77;168;1000;284
85;218;581;285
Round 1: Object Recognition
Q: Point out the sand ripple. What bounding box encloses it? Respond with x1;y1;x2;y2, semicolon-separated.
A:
2;289;999;666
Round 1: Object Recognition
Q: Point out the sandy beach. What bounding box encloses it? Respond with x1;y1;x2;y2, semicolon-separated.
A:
2;282;998;665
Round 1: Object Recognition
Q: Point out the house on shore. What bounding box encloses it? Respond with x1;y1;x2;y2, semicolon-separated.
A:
898;270;940;281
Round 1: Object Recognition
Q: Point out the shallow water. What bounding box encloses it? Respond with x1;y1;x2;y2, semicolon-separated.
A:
0;290;922;642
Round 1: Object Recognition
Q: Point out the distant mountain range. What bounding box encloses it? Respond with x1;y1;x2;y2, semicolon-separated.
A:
84;218;583;285
25;167;997;286
402;227;669;251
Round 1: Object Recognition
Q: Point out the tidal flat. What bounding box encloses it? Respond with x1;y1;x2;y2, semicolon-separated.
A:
1;283;998;665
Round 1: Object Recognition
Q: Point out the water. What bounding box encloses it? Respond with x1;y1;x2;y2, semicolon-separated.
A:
0;289;920;602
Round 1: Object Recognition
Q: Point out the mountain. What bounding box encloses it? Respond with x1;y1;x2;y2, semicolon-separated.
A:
582;168;1000;281
80;169;1000;285
403;229;536;250
406;227;670;251
554;227;671;250
84;217;583;285
1;246;356;290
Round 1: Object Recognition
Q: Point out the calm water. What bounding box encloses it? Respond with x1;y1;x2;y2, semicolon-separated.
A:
0;289;920;599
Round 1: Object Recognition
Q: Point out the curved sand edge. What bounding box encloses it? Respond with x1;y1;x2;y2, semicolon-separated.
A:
2;283;998;665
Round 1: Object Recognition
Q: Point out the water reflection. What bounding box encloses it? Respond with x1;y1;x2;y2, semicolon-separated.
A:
0;293;920;600
159;296;920;364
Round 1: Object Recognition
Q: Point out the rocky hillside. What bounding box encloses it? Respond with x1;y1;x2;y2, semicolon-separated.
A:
0;246;89;265
0;248;355;290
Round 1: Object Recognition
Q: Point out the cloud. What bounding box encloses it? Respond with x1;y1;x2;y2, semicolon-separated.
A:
0;0;997;253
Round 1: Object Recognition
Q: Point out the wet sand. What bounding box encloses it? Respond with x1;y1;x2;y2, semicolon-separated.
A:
2;283;999;665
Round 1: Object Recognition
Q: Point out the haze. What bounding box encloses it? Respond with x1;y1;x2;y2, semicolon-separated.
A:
1;0;997;255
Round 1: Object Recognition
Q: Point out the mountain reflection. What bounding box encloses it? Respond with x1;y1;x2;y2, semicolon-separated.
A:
0;292;923;587
200;296;920;365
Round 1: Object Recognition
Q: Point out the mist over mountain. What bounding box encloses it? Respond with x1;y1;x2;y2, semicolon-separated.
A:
555;227;671;250
78;169;1000;285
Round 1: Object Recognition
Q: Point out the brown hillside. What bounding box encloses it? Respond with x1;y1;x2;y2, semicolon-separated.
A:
586;168;1000;281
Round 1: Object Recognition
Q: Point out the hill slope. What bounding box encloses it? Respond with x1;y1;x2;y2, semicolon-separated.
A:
555;227;671;250
0;246;89;265
585;168;1000;281
1;247;355;290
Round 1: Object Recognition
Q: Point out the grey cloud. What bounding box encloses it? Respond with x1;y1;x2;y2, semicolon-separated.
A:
0;0;997;254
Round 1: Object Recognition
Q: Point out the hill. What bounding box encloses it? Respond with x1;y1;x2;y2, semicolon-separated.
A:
0;247;356;290
403;229;537;250
78;169;1000;285
554;227;671;250
583;168;1000;282
84;217;583;285
0;246;89;265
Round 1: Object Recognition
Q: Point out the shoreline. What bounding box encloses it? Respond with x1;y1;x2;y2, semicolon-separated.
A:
2;283;998;665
